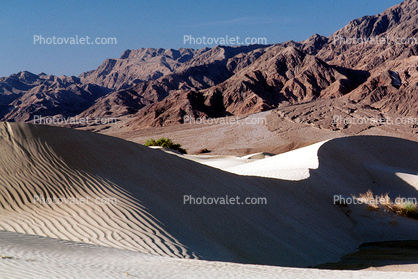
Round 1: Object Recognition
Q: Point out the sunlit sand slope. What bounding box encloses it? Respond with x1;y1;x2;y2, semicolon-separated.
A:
0;122;417;267
0;122;192;258
1;231;417;279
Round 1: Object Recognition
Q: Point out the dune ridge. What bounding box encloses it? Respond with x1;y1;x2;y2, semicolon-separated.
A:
0;122;193;258
0;122;417;268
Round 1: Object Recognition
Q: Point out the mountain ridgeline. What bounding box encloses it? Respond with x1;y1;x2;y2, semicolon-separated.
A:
1;0;417;127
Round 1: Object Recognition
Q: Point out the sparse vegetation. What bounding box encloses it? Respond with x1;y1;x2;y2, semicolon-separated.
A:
356;190;391;210
354;190;418;219
396;201;418;218
144;137;187;154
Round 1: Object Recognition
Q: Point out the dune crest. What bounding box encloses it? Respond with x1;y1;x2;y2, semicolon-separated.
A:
0;122;417;268
0;122;192;258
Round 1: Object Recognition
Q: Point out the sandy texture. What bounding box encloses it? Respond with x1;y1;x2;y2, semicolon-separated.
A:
0;122;417;277
224;141;326;180
94;111;346;156
0;122;191;258
90;102;416;157
1;231;418;279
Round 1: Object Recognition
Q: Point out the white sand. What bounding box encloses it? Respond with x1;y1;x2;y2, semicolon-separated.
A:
185;152;275;170
1;231;417;279
184;154;252;169
224;141;326;180
396;172;418;189
0;122;417;277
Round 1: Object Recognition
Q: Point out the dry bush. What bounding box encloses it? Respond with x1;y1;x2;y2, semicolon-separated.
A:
355;190;391;210
355;190;418;219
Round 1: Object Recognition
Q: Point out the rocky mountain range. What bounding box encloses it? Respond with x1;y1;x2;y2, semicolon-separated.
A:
0;0;417;128
0;71;111;122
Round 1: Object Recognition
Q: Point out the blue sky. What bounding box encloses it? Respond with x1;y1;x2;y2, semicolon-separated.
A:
0;0;401;78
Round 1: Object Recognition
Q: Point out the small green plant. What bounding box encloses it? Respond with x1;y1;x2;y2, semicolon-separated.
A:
144;137;187;154
397;202;418;218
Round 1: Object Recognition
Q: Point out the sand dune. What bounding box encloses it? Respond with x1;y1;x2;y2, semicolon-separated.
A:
1;231;418;279
224;141;326;180
0;122;417;271
185;152;275;170
0;122;191;258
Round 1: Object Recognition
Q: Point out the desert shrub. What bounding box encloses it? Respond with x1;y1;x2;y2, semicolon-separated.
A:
354;190;418;219
144;137;187;154
395;201;418;218
356;190;391;210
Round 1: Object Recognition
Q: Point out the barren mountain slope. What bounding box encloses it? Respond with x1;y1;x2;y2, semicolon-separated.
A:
311;0;418;118
0;72;111;122
79;47;208;90
1;0;417;129
78;45;270;120
127;45;368;128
